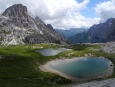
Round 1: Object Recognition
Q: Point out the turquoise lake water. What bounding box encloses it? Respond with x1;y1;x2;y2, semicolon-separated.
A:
49;57;112;80
36;48;70;56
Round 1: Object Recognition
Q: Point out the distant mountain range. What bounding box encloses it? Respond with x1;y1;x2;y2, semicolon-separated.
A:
68;18;115;43
0;4;67;45
68;31;89;43
55;28;87;38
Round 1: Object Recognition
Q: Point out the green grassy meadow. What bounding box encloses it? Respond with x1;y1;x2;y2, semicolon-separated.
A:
0;43;114;87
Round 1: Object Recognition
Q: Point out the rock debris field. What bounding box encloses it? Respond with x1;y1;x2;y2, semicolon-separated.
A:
71;78;115;87
101;42;115;53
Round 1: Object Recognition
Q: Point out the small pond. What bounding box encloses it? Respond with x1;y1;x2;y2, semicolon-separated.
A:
36;48;70;56
40;57;114;81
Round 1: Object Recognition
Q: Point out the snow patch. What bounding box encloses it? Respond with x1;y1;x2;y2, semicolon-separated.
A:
40;30;43;34
8;36;18;45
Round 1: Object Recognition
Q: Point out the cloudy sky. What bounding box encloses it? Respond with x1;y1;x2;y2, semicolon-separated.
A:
0;0;115;29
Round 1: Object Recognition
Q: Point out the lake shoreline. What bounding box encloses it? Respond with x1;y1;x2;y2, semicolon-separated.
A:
39;57;114;81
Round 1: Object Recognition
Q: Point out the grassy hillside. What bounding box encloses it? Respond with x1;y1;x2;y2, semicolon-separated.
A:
0;43;115;87
0;44;72;87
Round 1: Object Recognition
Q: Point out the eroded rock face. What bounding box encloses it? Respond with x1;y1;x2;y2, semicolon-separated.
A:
107;19;115;41
46;24;56;32
2;4;39;30
87;18;114;43
2;4;28;17
0;4;67;45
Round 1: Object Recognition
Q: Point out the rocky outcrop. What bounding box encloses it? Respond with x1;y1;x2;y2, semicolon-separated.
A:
0;4;67;45
46;24;56;32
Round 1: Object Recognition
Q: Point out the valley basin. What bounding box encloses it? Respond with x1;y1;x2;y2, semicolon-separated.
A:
39;57;114;81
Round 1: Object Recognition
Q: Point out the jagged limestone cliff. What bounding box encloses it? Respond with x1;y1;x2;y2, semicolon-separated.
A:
0;4;67;45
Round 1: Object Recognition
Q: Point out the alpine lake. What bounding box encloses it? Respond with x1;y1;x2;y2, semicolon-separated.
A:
0;44;114;87
38;47;114;81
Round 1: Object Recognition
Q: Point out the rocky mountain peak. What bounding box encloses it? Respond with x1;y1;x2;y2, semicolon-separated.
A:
46;24;56;32
1;4;34;29
2;4;28;18
0;4;67;45
35;16;44;24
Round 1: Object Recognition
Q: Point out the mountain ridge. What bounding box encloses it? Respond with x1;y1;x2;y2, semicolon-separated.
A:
0;4;67;45
56;28;87;38
68;18;115;43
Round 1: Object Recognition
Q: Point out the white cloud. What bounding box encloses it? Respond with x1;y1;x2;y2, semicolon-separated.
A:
0;0;100;29
45;14;100;29
95;0;115;23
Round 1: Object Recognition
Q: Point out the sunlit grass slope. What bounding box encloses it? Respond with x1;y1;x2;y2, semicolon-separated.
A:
0;43;114;87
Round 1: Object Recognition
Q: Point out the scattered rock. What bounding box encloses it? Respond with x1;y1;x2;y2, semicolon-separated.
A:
101;42;115;53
